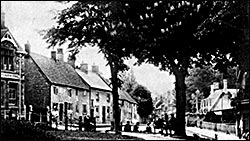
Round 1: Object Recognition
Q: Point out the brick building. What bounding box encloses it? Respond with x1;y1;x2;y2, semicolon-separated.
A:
1;8;26;119
24;47;89;122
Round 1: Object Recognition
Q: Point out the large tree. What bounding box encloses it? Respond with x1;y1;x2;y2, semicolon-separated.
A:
131;84;154;121
120;1;248;136
42;1;139;134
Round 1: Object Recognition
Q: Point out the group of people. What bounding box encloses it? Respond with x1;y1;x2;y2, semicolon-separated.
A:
122;113;177;136
144;113;177;136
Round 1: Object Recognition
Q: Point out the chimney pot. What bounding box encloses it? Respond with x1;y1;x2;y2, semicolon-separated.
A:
92;64;99;74
1;6;6;28
80;62;88;73
51;51;56;61
57;48;64;62
223;79;227;92
25;41;30;55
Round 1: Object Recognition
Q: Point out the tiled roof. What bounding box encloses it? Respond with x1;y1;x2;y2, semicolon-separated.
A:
118;89;137;104
76;69;112;91
30;53;89;89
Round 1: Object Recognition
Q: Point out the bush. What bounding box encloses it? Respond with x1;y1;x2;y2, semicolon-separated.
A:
0;118;56;140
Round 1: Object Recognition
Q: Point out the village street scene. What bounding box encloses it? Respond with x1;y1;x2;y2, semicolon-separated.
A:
1;1;249;140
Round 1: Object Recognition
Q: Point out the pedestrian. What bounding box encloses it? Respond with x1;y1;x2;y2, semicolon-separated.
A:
84;115;91;131
144;122;152;133
164;114;170;136
133;122;140;132
124;121;131;132
169;113;176;136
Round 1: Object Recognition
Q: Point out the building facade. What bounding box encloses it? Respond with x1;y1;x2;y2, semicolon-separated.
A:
1;9;26;119
76;64;113;124
24;47;89;122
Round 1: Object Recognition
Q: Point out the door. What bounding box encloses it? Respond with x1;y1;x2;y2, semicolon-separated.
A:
102;106;106;123
59;103;63;121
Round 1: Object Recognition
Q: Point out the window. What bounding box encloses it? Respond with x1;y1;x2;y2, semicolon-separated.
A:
53;86;58;95
83;90;87;96
76;104;79;113
1;41;15;71
107;94;110;103
107;106;110;113
1;82;4;106
53;103;58;111
95;106;99;113
82;104;87;114
91;100;94;107
76;90;78;96
96;92;99;102
8;83;17;105
68;103;73;110
67;88;72;97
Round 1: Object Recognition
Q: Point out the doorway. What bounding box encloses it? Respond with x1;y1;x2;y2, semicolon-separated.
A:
102;106;106;123
59;103;63;121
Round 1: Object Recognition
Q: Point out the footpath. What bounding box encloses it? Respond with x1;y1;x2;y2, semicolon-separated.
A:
186;126;244;140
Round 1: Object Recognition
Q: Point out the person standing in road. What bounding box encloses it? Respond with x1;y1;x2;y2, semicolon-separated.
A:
164;114;170;136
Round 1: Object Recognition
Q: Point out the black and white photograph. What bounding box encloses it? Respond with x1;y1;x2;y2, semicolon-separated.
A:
1;1;249;140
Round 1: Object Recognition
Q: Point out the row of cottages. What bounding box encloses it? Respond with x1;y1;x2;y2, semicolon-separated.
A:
24;46;90;122
1;23;26;119
200;79;238;124
75;64;113;124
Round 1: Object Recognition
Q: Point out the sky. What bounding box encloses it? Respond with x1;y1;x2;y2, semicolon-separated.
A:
1;1;175;98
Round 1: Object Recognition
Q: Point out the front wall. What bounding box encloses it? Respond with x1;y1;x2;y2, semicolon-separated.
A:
91;89;112;124
51;85;89;121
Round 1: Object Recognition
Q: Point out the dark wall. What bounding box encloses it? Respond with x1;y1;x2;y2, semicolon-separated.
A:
24;56;51;113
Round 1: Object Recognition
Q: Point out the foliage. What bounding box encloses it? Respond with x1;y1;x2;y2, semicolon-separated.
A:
42;1;139;134
0;119;56;140
131;84;154;118
120;1;248;136
120;69;138;94
185;65;238;112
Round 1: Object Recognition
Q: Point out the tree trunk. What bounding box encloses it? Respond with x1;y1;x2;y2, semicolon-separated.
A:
174;70;187;137
109;62;121;135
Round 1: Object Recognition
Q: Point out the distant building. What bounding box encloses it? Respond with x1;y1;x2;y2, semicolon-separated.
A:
76;63;112;124
200;79;238;122
119;89;140;125
1;8;26;119
24;48;89;122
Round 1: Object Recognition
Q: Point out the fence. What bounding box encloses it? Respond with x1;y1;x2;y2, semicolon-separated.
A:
199;121;236;134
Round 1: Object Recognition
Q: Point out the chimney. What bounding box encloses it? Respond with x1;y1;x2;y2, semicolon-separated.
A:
80;62;88;73
51;51;56;61
223;79;227;92
67;54;76;68
92;64;99;74
57;48;64;62
1;6;5;28
25;41;31;55
210;84;214;94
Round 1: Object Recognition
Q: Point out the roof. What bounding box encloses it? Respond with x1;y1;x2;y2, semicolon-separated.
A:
1;28;23;52
118;89;137;104
76;69;112;91
30;53;89;89
208;89;238;111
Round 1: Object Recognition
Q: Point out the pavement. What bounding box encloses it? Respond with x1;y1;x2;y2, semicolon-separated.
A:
52;123;245;140
186;126;244;140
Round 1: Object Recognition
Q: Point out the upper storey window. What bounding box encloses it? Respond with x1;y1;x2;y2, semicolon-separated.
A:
1;41;16;71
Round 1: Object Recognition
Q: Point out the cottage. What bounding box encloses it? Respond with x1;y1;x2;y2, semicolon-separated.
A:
24;47;90;123
119;89;140;125
76;63;112;124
